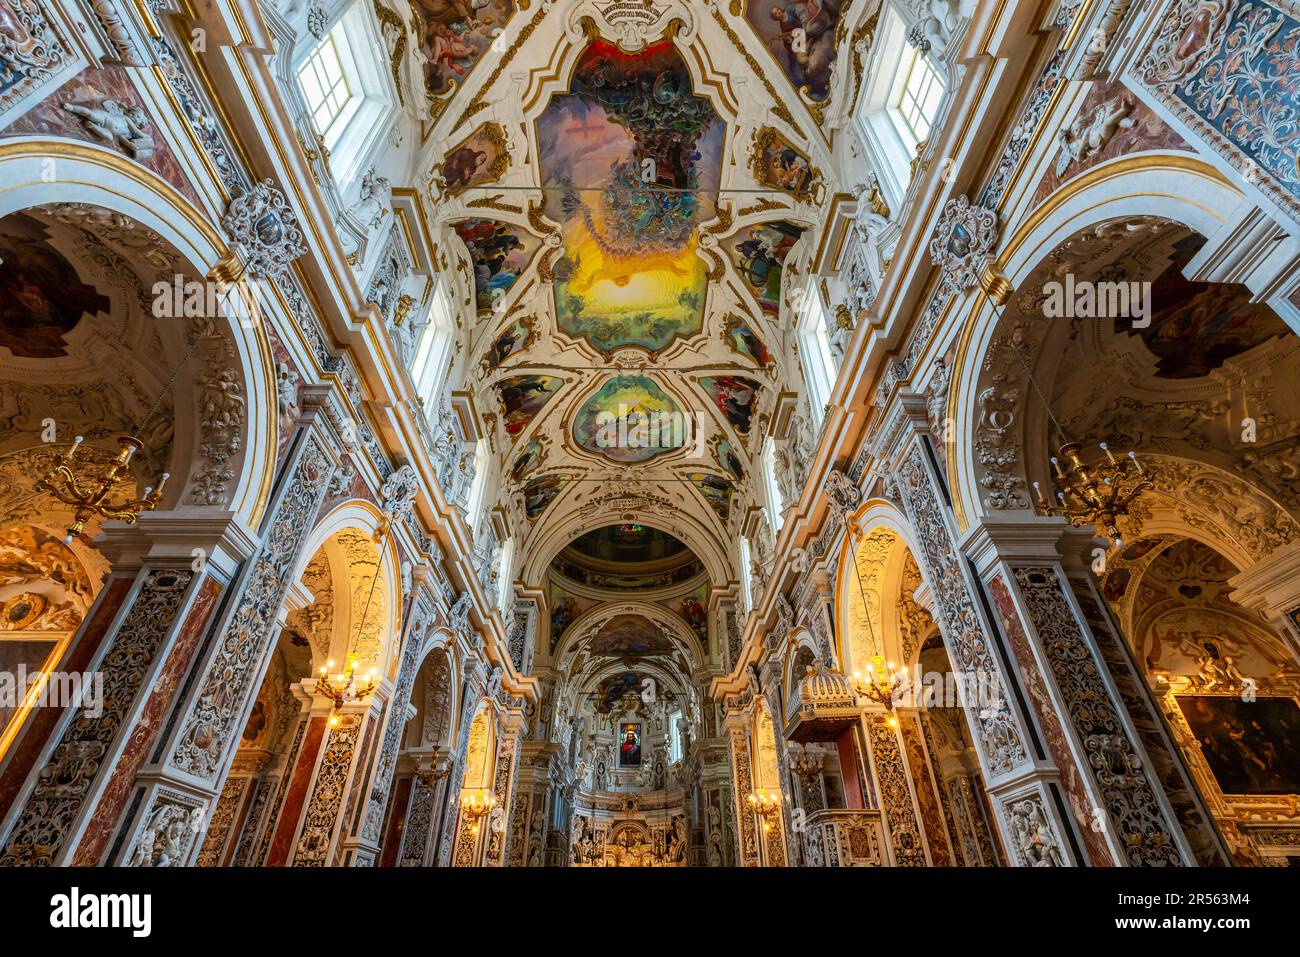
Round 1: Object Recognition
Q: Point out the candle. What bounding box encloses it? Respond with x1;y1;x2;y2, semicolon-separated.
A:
1052;456;1064;478
1100;442;1116;464
1128;450;1143;473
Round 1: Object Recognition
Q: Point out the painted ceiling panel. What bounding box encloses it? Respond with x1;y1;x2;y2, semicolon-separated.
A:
572;375;685;463
536;39;724;353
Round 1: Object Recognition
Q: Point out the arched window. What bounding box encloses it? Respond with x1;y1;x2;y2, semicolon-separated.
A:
762;435;784;532
496;537;514;612
294;2;395;183
464;438;490;529
410;277;455;408
854;4;946;193
739;536;754;612
797;282;836;425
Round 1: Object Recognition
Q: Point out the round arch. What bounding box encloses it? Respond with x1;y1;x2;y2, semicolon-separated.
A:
948;153;1248;532
834;499;925;675
0;140;278;527
293;500;404;677
552;598;707;670
520;504;732;588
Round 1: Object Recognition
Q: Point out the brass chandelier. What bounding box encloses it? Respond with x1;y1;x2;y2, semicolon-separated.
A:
1032;441;1153;547
746;789;782;832
37;436;169;543
787;743;823;779
315;653;378;726
460;790;497;835
36;331;203;543
848;527;906;722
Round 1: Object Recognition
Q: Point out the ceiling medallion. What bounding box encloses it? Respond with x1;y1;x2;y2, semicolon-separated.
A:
432;121;509;198
750;127;824;204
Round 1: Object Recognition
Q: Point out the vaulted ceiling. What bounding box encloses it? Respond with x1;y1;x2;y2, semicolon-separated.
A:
406;0;868;583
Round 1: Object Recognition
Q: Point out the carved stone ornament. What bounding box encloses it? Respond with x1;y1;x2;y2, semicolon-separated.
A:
61;99;155;160
306;1;328;38
824;468;861;514
221;179;308;281
1055;92;1135;176
1006;795;1065;867
450;591;473;640
380;463;419;522
579;0;689;52
0;0;79;126
928;195;998;294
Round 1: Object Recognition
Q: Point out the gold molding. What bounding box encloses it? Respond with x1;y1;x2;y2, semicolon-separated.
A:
452;3;550;134
0;139;228;256
709;5;806;140
433;121;510;198
750;126;823;204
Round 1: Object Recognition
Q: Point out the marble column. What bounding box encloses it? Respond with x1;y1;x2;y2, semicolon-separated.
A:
507;741;559;866
861;711;928;866
396;749;451;866
0;512;248;866
886;394;1081;865
288;696;380;866
439;669;488;867
964;518;1226;865
348;578;441;866
106;412;335;866
723;702;761;866
484;709;525;866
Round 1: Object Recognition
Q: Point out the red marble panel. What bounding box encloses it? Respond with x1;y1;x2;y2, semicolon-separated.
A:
1032;80;1193;206
379;774;413;868
333;712;381;864
900;715;953;866
72;576;222;865
0;576;131;816
835;727;865;809
989;573;1114;866
221;780;259;867
265;716;327;867
1;65;202;205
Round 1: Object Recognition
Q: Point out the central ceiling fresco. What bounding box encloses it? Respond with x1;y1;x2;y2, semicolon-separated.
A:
537;38;724;353
418;0;866;593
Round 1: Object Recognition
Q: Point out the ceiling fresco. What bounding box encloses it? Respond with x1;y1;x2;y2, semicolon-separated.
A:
699;375;760;435
438;122;509;194
523;473;570;520
1121;233;1291;379
571;375;684;463
568;523;689;564
722;220;804;316
419;0;859;599
496;374;564;437
453;219;541;313
744;0;844;103
415;0;518;98
587;614;674;658
536;39;724;353
0;213;110;359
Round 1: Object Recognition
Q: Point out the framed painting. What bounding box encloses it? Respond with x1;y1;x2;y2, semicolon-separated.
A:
618;721;642;767
1176;695;1300;795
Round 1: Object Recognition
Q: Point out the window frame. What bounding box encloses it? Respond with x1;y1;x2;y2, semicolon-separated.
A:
293;2;396;184
762;435;784;533
853;3;945;196
411;278;456;409
797;281;837;426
